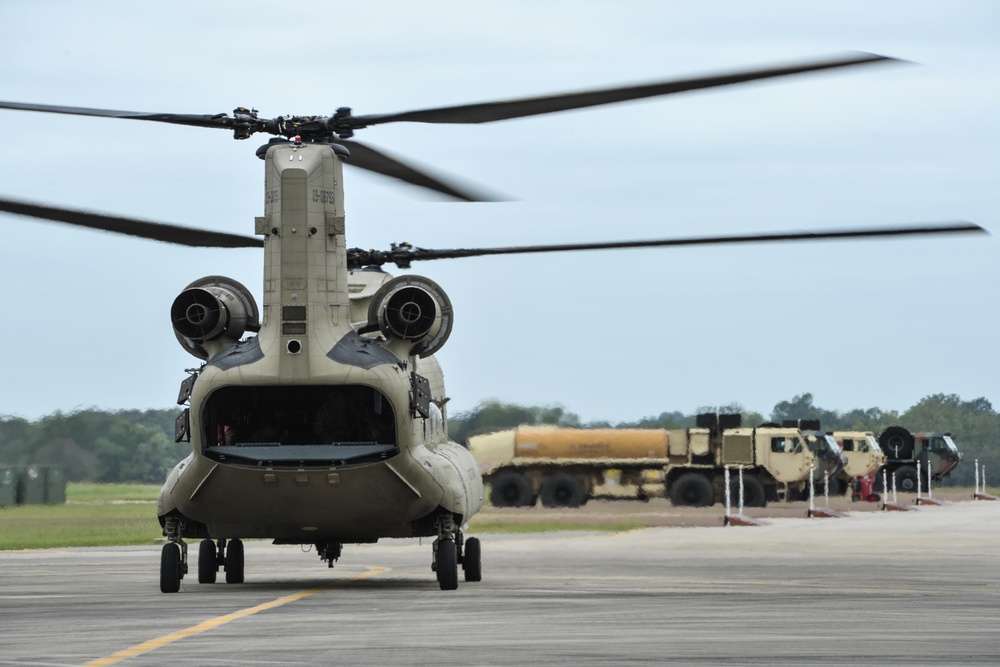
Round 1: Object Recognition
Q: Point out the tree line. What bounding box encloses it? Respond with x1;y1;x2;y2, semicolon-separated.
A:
1;393;996;486
0;409;185;484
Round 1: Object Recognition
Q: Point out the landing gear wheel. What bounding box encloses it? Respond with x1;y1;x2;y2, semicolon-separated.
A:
463;537;482;583
160;543;182;593
198;539;217;584
436;539;458;591
225;538;245;584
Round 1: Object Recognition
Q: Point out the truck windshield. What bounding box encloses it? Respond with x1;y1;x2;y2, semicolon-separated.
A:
805;434;840;460
927;435;959;454
862;435;881;453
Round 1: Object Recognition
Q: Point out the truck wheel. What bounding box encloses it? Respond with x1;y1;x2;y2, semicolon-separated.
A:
880;426;914;460
894;465;919;492
670;473;714;507
822;477;843;496
729;475;766;507
872;467;887;492
539;472;586;508
489;472;534;507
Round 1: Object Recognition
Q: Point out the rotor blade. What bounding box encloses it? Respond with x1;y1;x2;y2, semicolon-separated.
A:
0;197;263;248
355;223;985;268
340;139;506;202
0;101;234;130
346;52;900;127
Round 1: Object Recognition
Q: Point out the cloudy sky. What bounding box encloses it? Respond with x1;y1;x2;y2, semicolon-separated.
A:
0;1;997;423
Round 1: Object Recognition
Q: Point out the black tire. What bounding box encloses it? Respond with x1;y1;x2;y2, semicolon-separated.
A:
198;539;217;584
489;471;535;507
437;539;458;590
873;467;888;492
894;465;919;493
728;474;767;507
916;454;932;492
539;472;586;508
160;543;182;594
822;476;843;496
463;537;482;583
670;473;714;507
225;539;245;584
880;426;915;461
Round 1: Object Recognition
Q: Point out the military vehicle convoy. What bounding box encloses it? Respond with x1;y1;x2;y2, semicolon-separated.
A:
469;414;844;508
876;426;963;492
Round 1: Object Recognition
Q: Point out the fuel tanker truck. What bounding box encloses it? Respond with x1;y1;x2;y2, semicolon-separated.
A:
469;413;843;508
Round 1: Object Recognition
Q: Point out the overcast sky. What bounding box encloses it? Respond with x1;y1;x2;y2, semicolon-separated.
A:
0;1;997;423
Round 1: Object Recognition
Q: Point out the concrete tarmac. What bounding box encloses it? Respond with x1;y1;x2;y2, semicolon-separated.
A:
1;500;998;666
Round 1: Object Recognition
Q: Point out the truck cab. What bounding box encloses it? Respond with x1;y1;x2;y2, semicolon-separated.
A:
709;425;818;503
878;426;963;492
832;431;886;479
803;431;846;478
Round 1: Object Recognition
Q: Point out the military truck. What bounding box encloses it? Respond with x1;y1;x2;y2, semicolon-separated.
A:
877;426;963;492
769;419;848;497
469;413;837;508
830;431;886;497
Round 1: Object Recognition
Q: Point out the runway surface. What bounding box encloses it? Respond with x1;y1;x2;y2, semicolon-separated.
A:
1;500;998;666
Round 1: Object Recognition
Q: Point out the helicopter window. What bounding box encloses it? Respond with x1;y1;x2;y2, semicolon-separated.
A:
203;384;398;450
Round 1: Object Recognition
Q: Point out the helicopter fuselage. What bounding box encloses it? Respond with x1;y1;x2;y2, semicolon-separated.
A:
157;141;483;545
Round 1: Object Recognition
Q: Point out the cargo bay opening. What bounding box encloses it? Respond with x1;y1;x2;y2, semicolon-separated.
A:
202;385;398;466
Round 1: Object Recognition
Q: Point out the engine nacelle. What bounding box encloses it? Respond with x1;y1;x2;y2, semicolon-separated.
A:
171;276;260;360
367;275;453;357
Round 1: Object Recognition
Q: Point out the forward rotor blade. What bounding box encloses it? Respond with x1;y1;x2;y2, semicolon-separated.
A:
340;139;505;202
0;197;263;248
0;101;234;130
352;223;985;268
346;52;899;127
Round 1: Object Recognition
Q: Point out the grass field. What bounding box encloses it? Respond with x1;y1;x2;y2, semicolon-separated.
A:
0;483;628;550
66;483;160;502
0;484;162;550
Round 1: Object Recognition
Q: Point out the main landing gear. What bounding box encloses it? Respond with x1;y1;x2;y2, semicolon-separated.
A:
431;515;482;590
197;538;245;585
160;517;245;593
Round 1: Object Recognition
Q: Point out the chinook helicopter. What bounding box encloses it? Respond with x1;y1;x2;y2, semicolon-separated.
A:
0;52;985;593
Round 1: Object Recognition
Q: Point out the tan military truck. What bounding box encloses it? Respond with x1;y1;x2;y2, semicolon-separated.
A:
469;413;830;508
830;431;886;495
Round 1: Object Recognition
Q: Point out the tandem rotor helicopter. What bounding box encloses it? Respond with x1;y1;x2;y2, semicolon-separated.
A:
0;52;984;593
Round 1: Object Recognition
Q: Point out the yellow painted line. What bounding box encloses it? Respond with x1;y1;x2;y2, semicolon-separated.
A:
83;567;385;666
